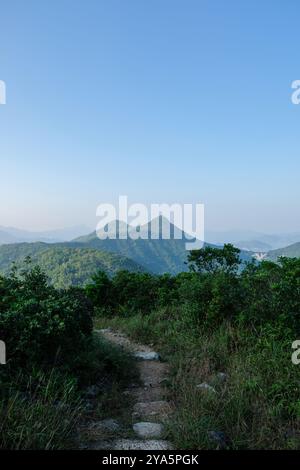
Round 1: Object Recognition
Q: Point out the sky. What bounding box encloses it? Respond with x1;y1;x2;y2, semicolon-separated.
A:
0;0;299;233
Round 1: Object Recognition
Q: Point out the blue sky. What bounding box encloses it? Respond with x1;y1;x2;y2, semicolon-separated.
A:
0;0;299;232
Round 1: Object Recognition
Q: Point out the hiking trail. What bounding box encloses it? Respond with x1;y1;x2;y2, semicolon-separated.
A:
78;328;174;450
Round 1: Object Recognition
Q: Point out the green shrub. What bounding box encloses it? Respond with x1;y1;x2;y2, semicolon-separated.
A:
240;257;300;334
85;271;113;311
0;266;93;371
0;263;141;450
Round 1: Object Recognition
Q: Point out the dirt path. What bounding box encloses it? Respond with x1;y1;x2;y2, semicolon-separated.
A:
78;328;174;450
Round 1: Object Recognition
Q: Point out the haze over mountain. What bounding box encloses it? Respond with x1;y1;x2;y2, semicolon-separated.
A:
267;242;300;262
0;225;92;245
205;230;300;252
1;216;300;288
75;216;254;274
0;217;254;286
1;221;299;253
75;217;194;274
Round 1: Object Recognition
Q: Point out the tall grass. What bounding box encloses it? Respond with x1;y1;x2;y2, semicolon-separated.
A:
95;308;300;449
0;369;82;449
0;335;139;449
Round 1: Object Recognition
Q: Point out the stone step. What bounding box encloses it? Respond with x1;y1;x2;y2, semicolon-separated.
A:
134;351;160;361
133;422;164;439
85;439;173;450
132;400;172;420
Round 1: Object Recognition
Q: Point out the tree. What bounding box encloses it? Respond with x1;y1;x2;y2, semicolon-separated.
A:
187;244;241;274
85;271;112;308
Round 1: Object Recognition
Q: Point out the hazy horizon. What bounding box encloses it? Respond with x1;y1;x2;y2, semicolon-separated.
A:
1;0;299;233
1;219;300;238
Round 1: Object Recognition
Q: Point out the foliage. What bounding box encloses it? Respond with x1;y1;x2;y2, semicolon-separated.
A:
187;243;241;274
92;245;300;449
0;264;137;449
1;243;300;449
0;244;144;288
239;257;300;334
0;265;93;370
90;245;300;335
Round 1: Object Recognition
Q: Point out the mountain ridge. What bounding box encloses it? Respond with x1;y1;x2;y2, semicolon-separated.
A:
0;242;145;288
74;217;254;274
267;241;300;261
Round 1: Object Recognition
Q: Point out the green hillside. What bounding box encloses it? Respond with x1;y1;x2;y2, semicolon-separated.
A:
267;241;300;261
0;219;256;288
0;243;144;288
73;234;189;274
74;232;254;274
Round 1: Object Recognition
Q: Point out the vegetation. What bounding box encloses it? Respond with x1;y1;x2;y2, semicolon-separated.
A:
91;245;300;449
0;244;144;288
1;241;300;449
75;222;254;275
0;262;137;449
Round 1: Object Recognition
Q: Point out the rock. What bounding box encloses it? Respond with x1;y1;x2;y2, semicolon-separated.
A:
84;385;100;398
133;401;171;420
208;430;230;449
87;439;173;450
133;422;164;439
134;351;160;361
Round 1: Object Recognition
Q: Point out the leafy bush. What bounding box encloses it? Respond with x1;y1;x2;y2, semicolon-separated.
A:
89;245;300;335
187;243;241;274
87;270;160;316
240;257;300;334
85;271;113;311
112;271;158;314
0;266;93;371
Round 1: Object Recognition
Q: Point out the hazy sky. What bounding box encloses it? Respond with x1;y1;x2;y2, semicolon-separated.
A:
0;0;299;233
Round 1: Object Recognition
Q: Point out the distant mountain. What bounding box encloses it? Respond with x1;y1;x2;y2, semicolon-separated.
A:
75;217;254;274
235;240;272;252
0;225;91;245
0;230;19;245
74;234;190;274
206;230;300;251
0;218;257;287
2;222;299;254
267;242;300;262
0;242;144;288
75;216;202;274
